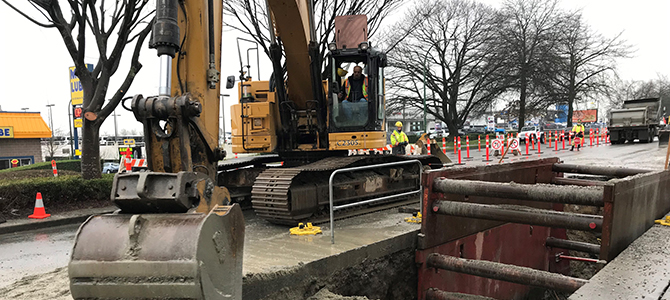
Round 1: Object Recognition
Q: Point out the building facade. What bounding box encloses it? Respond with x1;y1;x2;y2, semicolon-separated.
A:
0;111;52;169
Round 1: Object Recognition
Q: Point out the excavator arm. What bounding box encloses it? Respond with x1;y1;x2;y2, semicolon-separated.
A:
69;0;245;299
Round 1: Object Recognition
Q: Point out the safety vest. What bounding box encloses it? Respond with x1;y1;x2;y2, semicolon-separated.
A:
344;77;368;100
391;130;408;145
572;125;584;133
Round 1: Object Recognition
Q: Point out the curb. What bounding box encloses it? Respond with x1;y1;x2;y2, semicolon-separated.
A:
0;210;115;235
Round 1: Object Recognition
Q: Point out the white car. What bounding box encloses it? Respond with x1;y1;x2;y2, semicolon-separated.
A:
518;126;545;143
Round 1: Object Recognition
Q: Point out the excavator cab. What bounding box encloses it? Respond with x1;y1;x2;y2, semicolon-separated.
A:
328;49;387;130
326;15;388;151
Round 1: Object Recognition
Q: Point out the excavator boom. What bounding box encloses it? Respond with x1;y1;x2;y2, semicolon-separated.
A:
69;0;244;299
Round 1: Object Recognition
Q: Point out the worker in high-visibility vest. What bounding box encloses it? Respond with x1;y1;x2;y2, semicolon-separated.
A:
391;121;409;155
340;66;368;102
570;122;585;151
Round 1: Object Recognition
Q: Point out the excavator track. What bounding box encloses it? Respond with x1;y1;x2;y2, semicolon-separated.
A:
251;155;441;225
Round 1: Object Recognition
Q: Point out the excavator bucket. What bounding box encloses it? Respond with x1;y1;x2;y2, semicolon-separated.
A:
69;204;244;300
416;133;452;164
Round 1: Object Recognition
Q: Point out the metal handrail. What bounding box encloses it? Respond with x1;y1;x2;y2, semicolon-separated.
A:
329;159;422;244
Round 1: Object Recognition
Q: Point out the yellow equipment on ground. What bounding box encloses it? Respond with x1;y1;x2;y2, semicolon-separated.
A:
405;212;422;224
290;222;323;235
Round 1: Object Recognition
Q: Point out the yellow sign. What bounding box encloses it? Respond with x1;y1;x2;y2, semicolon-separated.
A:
0;126;14;138
75;149;81;156
123;139;136;145
74;118;83;128
69;66;84;105
69;64;93;105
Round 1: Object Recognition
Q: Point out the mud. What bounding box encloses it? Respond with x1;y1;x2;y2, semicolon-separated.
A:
245;248;416;300
563;204;604;280
0;267;70;300
1;249;415;300
307;289;372;300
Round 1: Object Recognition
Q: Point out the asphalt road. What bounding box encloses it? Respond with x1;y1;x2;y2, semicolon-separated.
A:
0;139;667;291
0;224;80;288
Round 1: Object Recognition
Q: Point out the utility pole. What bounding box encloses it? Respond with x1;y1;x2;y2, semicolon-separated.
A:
68;100;74;158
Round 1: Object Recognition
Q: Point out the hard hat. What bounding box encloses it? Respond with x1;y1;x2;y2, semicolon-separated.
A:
337;68;348;77
395;121;403;127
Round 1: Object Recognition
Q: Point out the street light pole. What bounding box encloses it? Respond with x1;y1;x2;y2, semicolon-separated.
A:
422;43;437;133
220;94;230;144
46;104;55;138
112;110;120;145
21;107;29;111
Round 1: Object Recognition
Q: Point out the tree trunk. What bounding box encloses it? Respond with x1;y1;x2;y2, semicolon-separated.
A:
566;71;576;127
518;74;527;133
567;101;574;128
447;119;459;138
81;119;101;179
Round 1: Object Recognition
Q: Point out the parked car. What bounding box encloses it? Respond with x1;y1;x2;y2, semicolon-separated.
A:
102;162;120;174
518;126;545;143
466;125;487;135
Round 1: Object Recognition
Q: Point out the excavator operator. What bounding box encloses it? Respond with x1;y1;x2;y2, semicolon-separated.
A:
340;65;368;102
338;65;369;120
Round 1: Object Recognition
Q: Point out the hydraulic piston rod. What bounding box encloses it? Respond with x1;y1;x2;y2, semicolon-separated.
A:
552;163;651;178
433;178;604;206
426;254;588;292
551;177;608;187
432;200;603;231
425;288;497;300
546;237;601;255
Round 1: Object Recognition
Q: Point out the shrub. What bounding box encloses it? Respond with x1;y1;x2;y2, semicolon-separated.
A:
0;160;83;173
0;174;114;220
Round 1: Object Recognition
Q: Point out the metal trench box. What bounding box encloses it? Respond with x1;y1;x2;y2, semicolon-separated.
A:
416;157;670;300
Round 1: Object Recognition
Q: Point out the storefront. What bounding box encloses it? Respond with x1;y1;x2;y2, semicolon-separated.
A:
0;111;52;170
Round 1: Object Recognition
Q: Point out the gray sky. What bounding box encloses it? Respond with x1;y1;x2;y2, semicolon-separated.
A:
0;0;667;136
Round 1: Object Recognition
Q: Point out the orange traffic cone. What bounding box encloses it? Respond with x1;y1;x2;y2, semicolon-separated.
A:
28;192;51;219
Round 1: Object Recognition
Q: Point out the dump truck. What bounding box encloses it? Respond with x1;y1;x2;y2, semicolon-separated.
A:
608;98;661;144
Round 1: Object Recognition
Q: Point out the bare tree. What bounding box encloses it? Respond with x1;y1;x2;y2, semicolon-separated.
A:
496;0;564;131
548;12;630;126
386;0;508;137
45;128;66;160
3;0;155;179
608;75;670;112
223;0;401;65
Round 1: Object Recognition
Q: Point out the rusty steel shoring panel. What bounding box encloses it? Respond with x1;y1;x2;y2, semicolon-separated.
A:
426;254;588;293
433;178;604;206
545;237;601;255
552;163;651;178
551;177;608;186
433;201;602;232
425;288;497;300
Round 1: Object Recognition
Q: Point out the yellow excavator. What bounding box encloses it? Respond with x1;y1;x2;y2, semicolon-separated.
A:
69;0;244;298
69;0;444;298
220;0;444;225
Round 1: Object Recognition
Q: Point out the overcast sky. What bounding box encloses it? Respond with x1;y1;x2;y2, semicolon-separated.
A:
0;0;667;136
